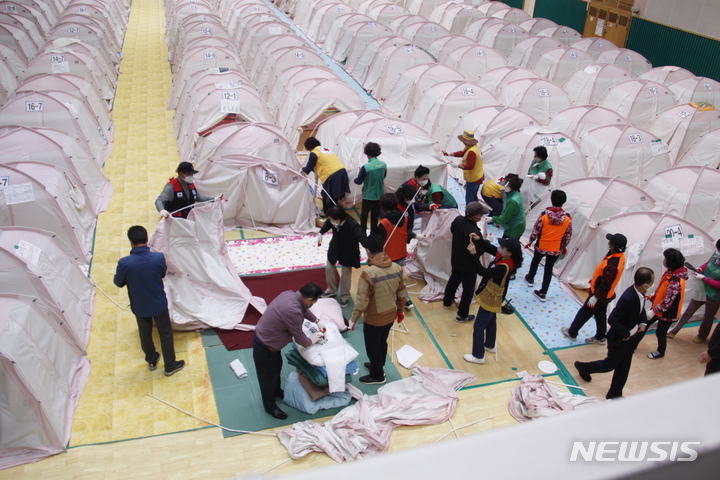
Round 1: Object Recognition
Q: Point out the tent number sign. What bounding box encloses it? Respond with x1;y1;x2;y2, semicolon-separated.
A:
385;125;404;134
4;4;16;12
261;169;279;186
461;87;475;96
0;176;8;188
664;224;684;238
220;91;240;114
26;101;44;112
538;88;551;97
204;51;217;59
628;133;643;144
78;6;89;14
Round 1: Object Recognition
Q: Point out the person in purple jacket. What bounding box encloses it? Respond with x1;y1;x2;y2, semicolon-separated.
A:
252;283;325;419
114;225;184;376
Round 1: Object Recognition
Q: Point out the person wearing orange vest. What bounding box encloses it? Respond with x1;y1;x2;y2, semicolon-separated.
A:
302;137;350;213
155;162;214;219
443;130;484;206
524;190;572;302
562;233;627;344
645;248;688;359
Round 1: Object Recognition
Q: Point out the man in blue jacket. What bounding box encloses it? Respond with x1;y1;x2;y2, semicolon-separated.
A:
114;225;184;376
574;267;655;399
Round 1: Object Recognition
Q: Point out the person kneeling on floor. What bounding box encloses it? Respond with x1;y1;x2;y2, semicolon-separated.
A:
349;234;407;385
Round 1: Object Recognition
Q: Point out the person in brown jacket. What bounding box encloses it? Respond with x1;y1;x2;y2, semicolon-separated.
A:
349;234;407;384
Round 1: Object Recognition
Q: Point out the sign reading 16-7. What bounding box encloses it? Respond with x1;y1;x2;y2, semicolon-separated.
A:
26;101;44;112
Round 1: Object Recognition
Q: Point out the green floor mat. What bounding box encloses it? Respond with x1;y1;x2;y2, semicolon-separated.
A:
201;328;223;347
205;322;403;437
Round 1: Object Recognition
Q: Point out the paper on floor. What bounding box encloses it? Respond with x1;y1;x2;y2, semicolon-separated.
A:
396;345;423;369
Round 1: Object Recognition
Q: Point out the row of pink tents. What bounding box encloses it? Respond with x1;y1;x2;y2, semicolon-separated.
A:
0;0;127;470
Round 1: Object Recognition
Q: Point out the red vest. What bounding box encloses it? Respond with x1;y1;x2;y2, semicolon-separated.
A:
538;214;571;253
380;215;408;262
165;177;198;218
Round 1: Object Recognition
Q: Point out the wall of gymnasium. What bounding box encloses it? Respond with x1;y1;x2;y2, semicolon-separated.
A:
501;0;720;83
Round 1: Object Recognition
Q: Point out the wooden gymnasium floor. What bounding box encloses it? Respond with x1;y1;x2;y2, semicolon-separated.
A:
0;0;710;478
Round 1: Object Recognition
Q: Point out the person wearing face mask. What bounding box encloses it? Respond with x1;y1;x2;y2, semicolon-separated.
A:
463;237;523;364
574;268;655;400
402;165;457;210
490;173;525;239
354;142;387;231
395;184;419;242
669;238;720;343
442;130;484;206
317;205;368;308
562;233;627;345
155;162;214;219
524;146;553;211
644;248;688;359
443;201;496;323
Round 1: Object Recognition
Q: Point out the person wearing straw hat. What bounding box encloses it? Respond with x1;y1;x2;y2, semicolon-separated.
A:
443;130;484;206
155;161;214;219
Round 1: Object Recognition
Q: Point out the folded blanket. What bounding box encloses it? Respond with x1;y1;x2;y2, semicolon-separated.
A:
285;349;352;387
283;371;352;415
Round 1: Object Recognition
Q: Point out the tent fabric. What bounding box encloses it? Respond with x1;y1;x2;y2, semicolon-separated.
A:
521;177;656;278
322;13;373;60
196;154;317;234
406;80;497;146
535;25;582;47
570;36;617;59
332;18;393;64
0;125;113;215
643;166;720;235
638;66;697;88
519;17;557;36
507;35;564;69
361;42;436;100
491;6;530;25
563;63;631;106
530;47;594;87
382;63;464;117
476;21;529;57
444;105;540;153
0;227;96;351
192;122;300;171
148;200;267;331
303;3;357;45
427;34;477;63
557;212;715;306
277;365;476;462
444;44;508;82
367;3;410;27
595;48;652;77
263;64;338;111
403;21;450;50
579;124;672;185
496;77;572;125
314;110;449;202
647;103;720;165
598;79;678;129
509;374;600;422
0;294;90;470
676;127;720;169
668;77;720;105
474;66;540;97
547;105;627;141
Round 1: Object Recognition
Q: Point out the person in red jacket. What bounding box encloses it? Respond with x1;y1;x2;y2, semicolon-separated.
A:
645;248;688;359
562;233;627;344
524;190;572;302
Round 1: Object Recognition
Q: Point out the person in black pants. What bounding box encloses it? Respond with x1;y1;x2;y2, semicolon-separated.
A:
443;201;495;323
574;268;655;399
699;323;720;375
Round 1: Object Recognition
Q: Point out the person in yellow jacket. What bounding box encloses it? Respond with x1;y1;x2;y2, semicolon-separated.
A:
302;137;350;213
524;190;572;302
443;130;484;206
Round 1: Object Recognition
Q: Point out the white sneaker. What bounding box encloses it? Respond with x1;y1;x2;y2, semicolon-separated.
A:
463;354;486;364
485;346;497;353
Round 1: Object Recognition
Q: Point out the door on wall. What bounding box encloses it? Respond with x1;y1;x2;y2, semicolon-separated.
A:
584;0;633;48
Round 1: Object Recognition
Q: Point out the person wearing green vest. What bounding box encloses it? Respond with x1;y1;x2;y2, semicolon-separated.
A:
491;173;525;239
525;146;553;210
354;142;387;231
443;129;484;206
302;137;350;213
668;238;720;342
426;183;458;210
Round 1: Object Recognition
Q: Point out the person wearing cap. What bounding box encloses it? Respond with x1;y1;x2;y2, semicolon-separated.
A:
443;130;484;206
561;233;627;344
524;190;573;302
463;237;523;364
524;146;553;210
490;173;525;239
302;137;350;213
354;142;387;231
155;162;214;219
443;201;497;323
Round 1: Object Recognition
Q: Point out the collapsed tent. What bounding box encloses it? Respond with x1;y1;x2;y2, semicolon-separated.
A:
579;124;672;185
148;200;267;330
509;374;600;422
196;154;317;234
0;293;90;470
0;226;95;351
278;366;476;462
598;79;677;128
521;177;656;277
314;110;449;201
643;166;720;235
557;212;714;305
